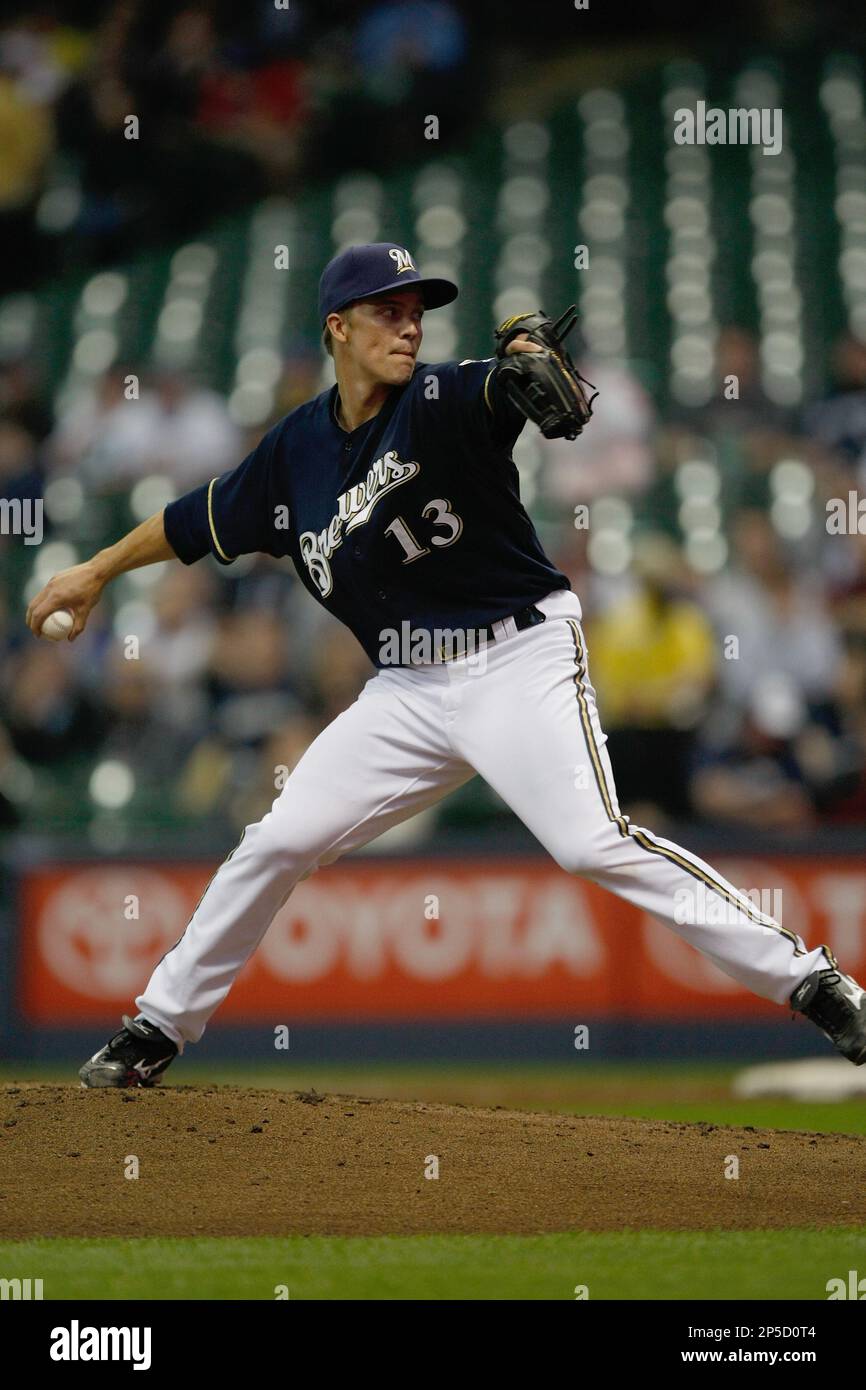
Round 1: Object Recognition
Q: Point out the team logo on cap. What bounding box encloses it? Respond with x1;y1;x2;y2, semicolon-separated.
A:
388;247;416;274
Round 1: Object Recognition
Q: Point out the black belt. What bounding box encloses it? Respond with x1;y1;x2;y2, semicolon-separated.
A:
436;604;546;662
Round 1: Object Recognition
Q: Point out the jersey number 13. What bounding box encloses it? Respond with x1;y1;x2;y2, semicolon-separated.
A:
384;498;463;564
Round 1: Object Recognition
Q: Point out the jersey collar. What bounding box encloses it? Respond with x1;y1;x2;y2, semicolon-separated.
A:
329;368;421;438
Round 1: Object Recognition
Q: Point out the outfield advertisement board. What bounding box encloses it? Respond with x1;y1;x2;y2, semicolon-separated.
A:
15;856;866;1023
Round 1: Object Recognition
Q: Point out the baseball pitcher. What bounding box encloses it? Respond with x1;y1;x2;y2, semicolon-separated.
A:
25;242;866;1085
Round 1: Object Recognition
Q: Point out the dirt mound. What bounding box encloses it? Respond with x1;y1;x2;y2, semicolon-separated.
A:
1;1084;863;1237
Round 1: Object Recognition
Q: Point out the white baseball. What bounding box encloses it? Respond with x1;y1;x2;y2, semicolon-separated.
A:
40;609;74;641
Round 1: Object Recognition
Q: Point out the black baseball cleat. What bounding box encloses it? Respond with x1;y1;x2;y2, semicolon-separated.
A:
79;1015;178;1089
790;968;866;1065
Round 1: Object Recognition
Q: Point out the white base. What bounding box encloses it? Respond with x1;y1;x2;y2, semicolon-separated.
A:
732;1057;866;1102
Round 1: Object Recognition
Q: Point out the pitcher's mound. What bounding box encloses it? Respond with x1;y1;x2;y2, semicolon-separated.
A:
1;1084;863;1236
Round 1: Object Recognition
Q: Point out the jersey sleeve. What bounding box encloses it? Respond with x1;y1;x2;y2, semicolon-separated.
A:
162;421;287;567
422;358;528;452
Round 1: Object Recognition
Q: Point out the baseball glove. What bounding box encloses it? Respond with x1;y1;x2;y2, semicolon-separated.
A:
494;304;598;440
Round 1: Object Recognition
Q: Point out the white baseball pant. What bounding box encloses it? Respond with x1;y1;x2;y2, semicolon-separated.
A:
137;587;831;1048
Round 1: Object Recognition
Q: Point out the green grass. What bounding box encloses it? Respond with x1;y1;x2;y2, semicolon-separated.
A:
1;1231;865;1300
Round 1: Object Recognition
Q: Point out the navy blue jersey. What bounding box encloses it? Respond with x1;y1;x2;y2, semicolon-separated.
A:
163;357;571;667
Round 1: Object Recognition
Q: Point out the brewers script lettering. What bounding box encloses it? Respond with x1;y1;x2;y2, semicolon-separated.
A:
299;449;421;597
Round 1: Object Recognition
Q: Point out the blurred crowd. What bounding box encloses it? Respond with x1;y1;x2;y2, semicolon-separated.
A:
0;0;479;294
2;321;866;842
559;328;866;837
2;0;859;295
2;0;866;843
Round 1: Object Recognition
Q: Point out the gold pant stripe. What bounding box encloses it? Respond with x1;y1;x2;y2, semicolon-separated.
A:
190;825;248;921
565;619;804;954
155;825;248;972
566;619;630;837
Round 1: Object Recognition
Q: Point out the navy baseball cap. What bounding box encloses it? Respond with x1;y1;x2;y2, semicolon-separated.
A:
318;242;458;326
